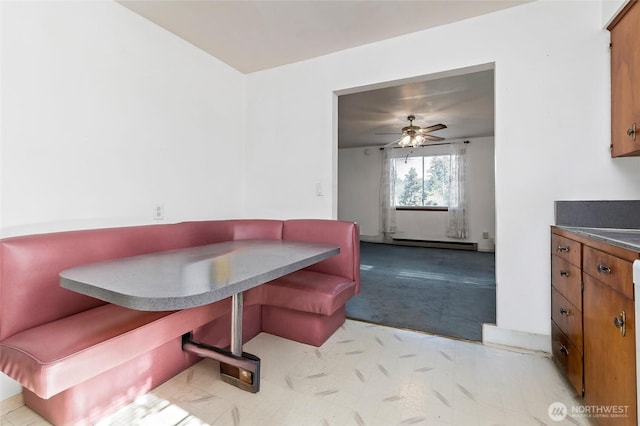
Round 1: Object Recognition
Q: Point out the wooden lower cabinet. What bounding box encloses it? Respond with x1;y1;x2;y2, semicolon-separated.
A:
583;273;637;426
551;227;638;425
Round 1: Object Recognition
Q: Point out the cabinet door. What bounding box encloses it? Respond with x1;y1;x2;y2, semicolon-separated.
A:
583;273;637;425
610;0;640;157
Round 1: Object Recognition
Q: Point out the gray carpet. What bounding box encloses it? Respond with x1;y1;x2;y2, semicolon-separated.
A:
346;242;496;341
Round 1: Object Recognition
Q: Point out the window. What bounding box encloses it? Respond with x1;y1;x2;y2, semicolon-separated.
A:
393;154;450;208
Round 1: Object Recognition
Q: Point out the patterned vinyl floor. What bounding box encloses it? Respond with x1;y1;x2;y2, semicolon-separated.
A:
1;320;592;426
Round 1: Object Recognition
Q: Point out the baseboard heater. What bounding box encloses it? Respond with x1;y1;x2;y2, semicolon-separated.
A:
391;238;478;251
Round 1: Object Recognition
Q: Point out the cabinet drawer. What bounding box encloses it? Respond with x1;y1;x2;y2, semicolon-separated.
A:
551;234;581;267
551;287;583;351
583;246;633;299
551;322;583;396
551;255;582;309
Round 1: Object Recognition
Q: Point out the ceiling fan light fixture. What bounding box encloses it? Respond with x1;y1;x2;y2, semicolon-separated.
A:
400;129;424;148
384;115;447;149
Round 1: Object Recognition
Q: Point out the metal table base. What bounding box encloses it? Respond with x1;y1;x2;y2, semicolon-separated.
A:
181;292;261;392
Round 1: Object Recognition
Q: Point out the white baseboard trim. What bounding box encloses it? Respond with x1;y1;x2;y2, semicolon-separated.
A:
482;324;551;354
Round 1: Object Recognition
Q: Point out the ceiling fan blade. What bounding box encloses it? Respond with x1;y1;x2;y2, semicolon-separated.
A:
419;123;447;133
422;134;446;141
383;137;402;148
375;132;402;135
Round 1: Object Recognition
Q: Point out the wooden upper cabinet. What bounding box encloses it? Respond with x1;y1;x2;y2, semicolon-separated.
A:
609;0;640;157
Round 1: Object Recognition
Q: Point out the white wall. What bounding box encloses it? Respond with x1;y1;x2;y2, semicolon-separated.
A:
245;0;640;344
243;70;337;219
0;1;246;238
338;137;496;252
337;146;383;237
0;0;245;398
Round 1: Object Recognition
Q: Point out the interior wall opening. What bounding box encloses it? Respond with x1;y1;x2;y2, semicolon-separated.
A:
335;64;496;341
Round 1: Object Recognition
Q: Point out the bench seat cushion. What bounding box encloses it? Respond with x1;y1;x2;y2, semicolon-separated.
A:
249;270;356;316
0;300;230;399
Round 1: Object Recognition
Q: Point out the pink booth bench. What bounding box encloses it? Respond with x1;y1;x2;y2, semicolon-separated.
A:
0;219;360;425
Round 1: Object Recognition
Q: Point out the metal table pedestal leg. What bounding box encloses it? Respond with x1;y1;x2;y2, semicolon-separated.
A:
182;291;261;393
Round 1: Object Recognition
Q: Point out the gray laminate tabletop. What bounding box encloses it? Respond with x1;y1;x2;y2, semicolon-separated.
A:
60;239;340;311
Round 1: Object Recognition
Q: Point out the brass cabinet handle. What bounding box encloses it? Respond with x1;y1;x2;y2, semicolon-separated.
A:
613;311;626;337
560;307;570;316
627;122;636;141
559;345;569;356
556;246;569;253
560;270;570;277
597;263;612;274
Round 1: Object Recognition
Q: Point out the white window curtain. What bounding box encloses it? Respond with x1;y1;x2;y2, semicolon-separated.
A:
446;142;468;239
380;148;397;236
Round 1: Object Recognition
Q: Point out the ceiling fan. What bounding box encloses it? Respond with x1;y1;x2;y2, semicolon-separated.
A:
383;115;447;148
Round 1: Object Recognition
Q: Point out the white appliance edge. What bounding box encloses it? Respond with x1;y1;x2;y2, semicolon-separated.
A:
635;260;640;416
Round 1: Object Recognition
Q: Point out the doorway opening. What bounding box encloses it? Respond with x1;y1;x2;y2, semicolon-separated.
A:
336;64;496;341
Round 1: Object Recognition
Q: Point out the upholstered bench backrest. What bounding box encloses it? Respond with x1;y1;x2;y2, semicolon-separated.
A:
0;218;358;341
179;219;283;244
282;219;360;294
0;223;230;341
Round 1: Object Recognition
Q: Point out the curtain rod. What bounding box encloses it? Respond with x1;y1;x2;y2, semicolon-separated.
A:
379;140;470;150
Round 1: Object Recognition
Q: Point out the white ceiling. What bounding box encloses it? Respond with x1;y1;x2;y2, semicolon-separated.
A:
118;0;529;74
338;66;495;148
118;1;526;149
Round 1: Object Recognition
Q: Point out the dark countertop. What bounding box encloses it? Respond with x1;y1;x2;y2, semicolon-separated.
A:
557;226;640;253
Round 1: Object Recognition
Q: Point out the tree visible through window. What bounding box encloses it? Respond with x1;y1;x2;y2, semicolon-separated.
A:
394;155;450;207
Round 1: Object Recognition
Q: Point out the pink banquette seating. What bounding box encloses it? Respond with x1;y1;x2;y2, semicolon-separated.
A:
0;219;360;425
